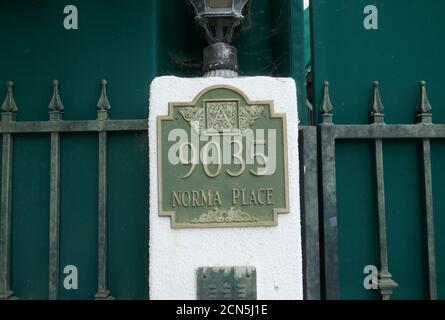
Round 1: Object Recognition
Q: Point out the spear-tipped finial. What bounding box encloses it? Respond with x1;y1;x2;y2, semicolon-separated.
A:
97;79;111;111
416;81;432;124
370;81;384;114
320;81;333;114
320;81;333;124
416;81;432;114
370;81;384;123
48;80;64;112
1;81;18;113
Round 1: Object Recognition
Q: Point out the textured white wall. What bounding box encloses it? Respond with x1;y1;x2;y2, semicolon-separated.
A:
148;76;302;300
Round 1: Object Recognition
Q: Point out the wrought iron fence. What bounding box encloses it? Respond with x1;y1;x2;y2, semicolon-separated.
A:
318;80;438;300
0;78;439;300
0;80;147;300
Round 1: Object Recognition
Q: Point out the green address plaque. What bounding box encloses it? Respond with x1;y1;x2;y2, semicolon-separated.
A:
157;85;289;228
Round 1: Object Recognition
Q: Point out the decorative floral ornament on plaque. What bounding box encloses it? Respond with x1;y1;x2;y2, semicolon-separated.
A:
179;102;264;135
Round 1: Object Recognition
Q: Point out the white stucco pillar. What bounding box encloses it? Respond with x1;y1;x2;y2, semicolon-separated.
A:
149;76;302;300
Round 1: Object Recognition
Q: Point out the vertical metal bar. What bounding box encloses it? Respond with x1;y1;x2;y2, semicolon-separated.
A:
318;82;339;299
421;138;437;300
374;139;388;271
95;80;113;300
48;128;61;300
369;82;397;300
48;81;64;300
0;81;18;300
320;125;339;300
0;129;15;300
95;130;112;299
374;138;398;300
299;126;321;300
416;81;437;300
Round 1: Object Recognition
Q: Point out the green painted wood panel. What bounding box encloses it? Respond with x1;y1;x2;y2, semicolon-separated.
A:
12;136;50;299
336;141;380;300
311;0;444;299
59;134;98;300
383;141;428;299
108;133;149;300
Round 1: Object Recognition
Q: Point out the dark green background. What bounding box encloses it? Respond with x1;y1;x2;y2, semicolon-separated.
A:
0;0;306;299
311;0;445;299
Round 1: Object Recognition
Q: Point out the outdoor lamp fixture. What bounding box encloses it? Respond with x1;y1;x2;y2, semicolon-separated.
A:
186;0;252;77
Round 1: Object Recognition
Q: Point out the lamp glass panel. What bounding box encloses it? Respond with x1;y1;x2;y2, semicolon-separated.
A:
208;0;232;9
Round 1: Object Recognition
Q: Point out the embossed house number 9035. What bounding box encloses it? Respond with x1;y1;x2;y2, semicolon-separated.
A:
168;100;278;179
170;127;277;179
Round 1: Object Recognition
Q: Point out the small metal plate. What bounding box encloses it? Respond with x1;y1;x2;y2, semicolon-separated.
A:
197;266;257;300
